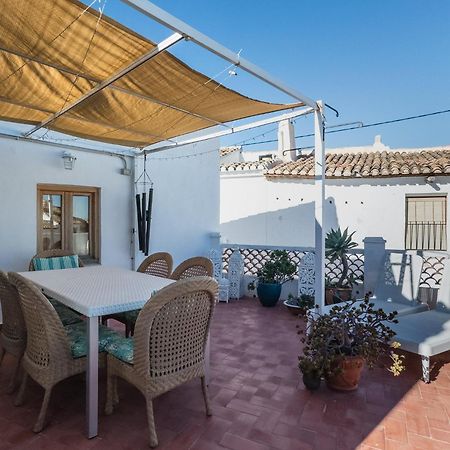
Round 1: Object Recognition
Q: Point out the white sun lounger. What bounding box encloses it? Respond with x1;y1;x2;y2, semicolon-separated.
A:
367;252;429;317
390;259;450;382
319;252;428;316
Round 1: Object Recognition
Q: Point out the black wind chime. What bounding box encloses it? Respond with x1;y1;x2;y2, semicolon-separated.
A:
135;154;153;256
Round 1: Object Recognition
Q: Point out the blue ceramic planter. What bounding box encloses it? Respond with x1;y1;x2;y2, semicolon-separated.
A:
257;283;282;307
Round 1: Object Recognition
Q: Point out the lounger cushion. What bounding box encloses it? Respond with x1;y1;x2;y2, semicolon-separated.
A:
32;255;79;271
106;336;134;364
391;310;450;357
65;322;121;359
366;299;428;317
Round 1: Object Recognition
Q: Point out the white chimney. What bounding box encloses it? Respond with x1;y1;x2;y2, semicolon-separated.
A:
277;119;296;161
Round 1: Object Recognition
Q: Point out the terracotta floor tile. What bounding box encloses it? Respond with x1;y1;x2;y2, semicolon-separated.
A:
220;432;271;450
1;298;450;449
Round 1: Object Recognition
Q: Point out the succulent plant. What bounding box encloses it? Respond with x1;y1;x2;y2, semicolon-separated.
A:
325;227;358;288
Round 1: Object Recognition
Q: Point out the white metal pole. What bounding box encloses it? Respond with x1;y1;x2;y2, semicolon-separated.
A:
144;107;314;154
121;0;317;109
314;100;325;313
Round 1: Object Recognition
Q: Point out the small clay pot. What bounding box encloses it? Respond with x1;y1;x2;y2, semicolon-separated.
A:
326;356;364;391
302;372;321;391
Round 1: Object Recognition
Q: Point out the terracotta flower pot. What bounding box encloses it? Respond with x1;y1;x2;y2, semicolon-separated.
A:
325;287;353;305
326;356;364;391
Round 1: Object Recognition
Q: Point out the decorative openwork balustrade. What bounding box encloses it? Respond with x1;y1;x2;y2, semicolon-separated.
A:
420;254;447;287
222;244;364;284
215;241;449;302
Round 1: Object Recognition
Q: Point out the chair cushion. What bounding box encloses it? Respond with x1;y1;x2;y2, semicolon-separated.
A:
64;322;122;359
106;335;134;364
50;299;83;326
32;255;79;271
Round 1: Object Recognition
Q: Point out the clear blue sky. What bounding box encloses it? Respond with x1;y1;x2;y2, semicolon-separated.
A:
87;0;450;150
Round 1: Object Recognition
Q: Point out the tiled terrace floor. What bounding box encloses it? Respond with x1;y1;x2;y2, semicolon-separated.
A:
1;298;450;449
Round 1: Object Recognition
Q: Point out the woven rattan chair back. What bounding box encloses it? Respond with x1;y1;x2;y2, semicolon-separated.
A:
170;257;214;281
137;252;173;278
29;249;84;271
8;273;72;371
0;271;26;355
134;277;217;382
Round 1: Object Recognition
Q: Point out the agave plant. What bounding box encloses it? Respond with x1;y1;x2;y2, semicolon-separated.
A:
325;227;358;288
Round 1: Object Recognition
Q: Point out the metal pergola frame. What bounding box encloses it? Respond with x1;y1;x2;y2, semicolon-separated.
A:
9;1;327;438
25;0;327;311
115;0;325;317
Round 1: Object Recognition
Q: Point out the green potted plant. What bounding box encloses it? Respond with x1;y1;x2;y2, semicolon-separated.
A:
325;227;358;304
284;293;315;316
248;250;296;307
299;297;405;391
298;355;323;391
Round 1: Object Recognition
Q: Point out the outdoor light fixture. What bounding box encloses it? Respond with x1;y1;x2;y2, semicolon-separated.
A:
62;151;76;170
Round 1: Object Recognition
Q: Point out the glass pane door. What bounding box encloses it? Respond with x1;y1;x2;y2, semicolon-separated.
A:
41;194;63;250
72;195;90;256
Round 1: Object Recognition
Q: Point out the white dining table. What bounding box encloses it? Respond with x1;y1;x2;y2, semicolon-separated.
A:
19;265;175;439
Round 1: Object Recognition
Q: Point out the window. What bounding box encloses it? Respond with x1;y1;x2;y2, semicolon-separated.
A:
37;185;100;261
405;195;447;251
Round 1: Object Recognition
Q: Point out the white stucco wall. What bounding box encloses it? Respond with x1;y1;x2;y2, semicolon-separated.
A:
220;171;450;249
135;138;220;268
0;135;219;272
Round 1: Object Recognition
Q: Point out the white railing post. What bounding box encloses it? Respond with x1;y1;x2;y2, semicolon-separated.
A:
229;249;243;300
363;237;386;295
209;232;222;279
314;101;326;313
209;233;229;303
298;252;316;297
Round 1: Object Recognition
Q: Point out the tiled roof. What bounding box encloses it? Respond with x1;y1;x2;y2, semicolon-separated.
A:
220;146;241;157
266;149;450;179
220;160;275;172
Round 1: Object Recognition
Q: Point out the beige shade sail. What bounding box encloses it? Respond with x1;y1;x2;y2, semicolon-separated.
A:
0;0;303;147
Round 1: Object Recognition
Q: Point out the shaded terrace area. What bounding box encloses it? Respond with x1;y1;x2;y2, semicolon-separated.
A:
1;298;450;450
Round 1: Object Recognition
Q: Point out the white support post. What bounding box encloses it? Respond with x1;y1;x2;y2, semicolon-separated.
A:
314;101;325;313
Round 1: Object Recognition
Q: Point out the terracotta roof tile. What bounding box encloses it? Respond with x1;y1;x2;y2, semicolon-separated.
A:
220;146;240;157
265;149;450;179
220;160;275;172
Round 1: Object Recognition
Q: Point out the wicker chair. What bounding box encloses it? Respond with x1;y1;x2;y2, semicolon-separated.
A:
137;252;173;278
0;272;26;393
170;257;214;281
105;277;218;447
8;272;117;433
29;249;85;271
103;252;174;336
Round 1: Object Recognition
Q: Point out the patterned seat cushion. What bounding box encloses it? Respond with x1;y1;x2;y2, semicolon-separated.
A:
105;335;134;365
32;255;79;271
50;299;83;326
65;322;122;359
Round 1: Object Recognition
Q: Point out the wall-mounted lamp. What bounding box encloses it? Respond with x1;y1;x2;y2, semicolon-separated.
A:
425;176;436;184
62;151;76;170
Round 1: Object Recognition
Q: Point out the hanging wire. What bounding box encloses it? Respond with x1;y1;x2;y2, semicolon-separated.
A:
0;0;99;86
237;108;450;147
38;0;107;142
87;60;240;144
135;152;153;188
